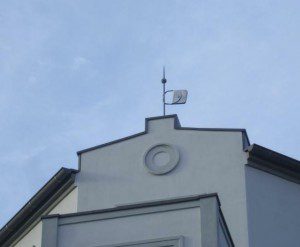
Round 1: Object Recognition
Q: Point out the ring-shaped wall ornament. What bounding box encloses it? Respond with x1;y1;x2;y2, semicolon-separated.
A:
143;143;180;175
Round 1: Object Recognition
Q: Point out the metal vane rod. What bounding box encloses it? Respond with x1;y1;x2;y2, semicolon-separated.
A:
160;66;188;116
161;66;167;116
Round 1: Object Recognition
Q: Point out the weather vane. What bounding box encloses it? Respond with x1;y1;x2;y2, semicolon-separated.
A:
161;66;188;116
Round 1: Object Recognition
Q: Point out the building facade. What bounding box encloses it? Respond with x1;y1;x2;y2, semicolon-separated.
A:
1;115;300;246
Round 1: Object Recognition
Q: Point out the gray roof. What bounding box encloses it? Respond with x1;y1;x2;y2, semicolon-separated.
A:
0;167;78;246
246;144;300;184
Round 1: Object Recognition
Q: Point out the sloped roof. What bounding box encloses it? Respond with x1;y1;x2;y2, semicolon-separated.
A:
246;144;300;184
0;167;78;246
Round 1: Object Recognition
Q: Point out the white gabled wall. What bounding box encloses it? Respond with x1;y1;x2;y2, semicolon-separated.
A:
14;221;42;247
76;117;249;246
13;187;78;247
48;187;78;215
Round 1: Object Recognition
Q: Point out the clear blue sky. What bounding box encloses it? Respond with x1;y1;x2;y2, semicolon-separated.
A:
1;0;299;227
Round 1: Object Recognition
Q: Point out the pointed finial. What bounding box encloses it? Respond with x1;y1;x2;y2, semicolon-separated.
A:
161;66;167;84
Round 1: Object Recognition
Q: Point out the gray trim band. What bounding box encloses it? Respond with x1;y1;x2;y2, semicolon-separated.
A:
42;193;220;220
77;114;250;155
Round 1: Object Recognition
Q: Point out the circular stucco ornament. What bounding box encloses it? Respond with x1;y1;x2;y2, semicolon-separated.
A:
144;144;180;175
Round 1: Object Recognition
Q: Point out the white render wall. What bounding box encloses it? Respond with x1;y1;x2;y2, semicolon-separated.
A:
14;221;43;247
49;187;78;215
13;187;78;247
58;207;202;247
76;116;249;246
245;166;300;247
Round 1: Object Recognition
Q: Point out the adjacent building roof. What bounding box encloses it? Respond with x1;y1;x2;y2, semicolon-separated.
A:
0;167;78;246
246;144;300;184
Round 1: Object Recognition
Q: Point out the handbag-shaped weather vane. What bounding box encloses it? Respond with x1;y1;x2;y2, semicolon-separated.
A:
161;67;188;115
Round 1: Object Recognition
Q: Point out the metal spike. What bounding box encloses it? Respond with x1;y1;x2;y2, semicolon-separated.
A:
161;66;167;84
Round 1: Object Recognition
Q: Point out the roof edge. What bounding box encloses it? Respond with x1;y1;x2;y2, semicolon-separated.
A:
42;193;220;220
0;167;78;246
246;144;300;184
77;114;250;155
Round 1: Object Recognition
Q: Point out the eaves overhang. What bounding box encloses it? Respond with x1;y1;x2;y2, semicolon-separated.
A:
246;144;300;184
0;167;78;246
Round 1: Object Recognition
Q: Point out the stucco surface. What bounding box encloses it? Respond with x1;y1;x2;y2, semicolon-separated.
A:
246;166;300;247
14;187;78;247
58;207;202;247
77;117;248;246
14;221;42;247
